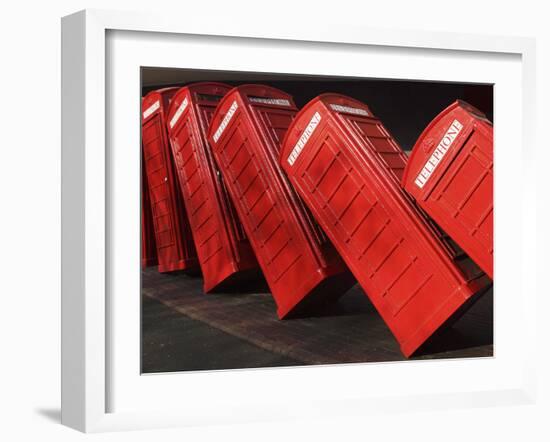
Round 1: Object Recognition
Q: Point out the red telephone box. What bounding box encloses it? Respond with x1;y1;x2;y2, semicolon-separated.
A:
402;100;493;279
166;83;260;292
141;145;158;268
142;88;198;273
280;94;491;356
207;85;354;318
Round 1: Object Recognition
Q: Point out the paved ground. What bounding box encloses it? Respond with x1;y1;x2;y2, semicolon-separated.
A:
142;268;493;373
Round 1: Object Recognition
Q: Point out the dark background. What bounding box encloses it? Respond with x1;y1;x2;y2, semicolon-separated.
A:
141;67;493;151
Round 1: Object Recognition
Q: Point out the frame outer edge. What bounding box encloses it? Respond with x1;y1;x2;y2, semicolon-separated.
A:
61;10;87;432
520;38;538;403
62;9;108;433
90;8;530;55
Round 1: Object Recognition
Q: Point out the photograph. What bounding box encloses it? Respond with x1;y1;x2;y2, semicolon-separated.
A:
140;68;494;373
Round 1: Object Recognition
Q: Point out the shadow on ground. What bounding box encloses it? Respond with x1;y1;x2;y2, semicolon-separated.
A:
142;268;493;373
35;408;61;423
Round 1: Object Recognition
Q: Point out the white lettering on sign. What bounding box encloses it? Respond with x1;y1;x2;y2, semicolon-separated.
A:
213;100;238;143
287;112;322;166
330;104;369;116
414;119;464;188
169;97;189;129
249;97;291;107
142;100;160;119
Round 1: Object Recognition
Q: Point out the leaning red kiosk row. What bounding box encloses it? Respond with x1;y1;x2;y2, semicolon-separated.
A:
141;82;493;357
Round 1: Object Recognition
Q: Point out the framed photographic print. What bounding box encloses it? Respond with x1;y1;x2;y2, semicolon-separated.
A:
61;9;537;433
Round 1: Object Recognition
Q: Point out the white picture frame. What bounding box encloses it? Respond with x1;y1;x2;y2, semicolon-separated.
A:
61;9;538;433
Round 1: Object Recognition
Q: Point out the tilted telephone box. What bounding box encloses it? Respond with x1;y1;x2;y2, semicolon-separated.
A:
207;85;355;318
166;83;260;292
141;88;198;273
141;145;158;268
280;93;491;356
402;100;493;279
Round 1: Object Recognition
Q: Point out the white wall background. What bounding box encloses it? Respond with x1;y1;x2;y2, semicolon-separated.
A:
0;1;547;441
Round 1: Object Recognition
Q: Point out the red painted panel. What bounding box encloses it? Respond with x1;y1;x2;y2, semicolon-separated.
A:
142;88;198;273
141;145;158;268
166;83;260;292
207;85;354;318
402;100;493;278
